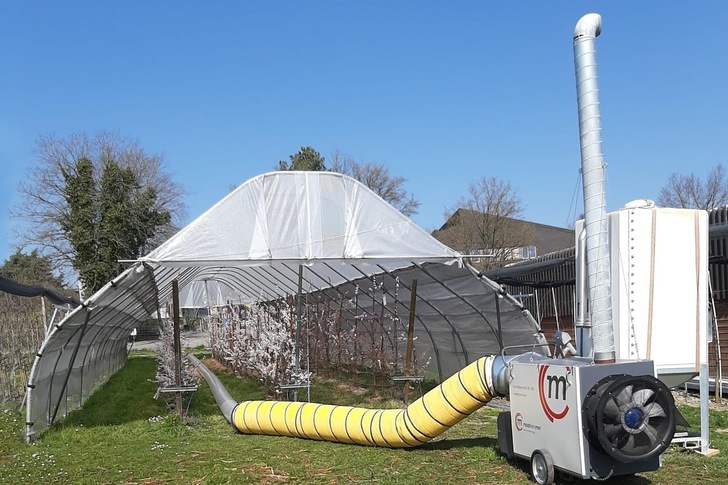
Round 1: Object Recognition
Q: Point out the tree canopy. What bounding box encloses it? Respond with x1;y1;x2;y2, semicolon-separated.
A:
433;176;534;270
657;164;728;210
279;147;420;217
279;146;326;171
61;157;170;294
12;132;185;287
329;151;420;217
0;250;65;290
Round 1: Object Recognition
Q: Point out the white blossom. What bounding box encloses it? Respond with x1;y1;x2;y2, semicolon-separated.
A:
156;312;199;389
209;300;310;393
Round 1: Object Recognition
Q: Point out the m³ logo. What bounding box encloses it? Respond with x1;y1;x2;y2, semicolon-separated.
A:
537;365;571;422
515;412;523;431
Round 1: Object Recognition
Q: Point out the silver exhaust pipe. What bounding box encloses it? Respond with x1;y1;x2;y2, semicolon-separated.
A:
574;13;615;363
574;226;592;357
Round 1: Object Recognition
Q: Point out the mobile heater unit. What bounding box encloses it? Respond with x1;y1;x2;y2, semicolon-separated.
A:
492;12;696;484
497;354;675;484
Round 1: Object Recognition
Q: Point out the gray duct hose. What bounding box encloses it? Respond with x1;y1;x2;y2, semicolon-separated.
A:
188;354;237;424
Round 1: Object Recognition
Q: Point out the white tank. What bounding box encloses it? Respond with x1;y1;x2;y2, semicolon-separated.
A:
609;204;709;388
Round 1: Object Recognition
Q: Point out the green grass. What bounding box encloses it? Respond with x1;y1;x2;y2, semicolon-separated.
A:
2;354;728;484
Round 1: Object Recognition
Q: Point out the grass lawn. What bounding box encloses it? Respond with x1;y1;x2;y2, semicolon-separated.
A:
2;351;728;484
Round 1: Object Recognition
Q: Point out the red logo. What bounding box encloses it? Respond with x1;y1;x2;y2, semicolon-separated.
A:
515;412;523;431
538;365;570;422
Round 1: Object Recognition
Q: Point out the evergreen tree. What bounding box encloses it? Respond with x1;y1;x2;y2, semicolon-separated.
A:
0;250;64;289
279;146;326;171
13;131;186;278
61;158;99;289
61;158;170;294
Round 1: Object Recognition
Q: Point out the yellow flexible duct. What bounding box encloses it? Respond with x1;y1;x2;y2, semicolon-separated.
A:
231;356;496;448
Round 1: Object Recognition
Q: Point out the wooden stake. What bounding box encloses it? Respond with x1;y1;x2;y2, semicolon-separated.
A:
172;280;183;416
295;265;303;402
404;279;418;401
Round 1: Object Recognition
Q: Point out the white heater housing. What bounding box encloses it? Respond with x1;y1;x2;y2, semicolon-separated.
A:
499;354;675;482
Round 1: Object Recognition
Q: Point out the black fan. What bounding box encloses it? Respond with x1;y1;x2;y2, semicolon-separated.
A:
583;374;676;463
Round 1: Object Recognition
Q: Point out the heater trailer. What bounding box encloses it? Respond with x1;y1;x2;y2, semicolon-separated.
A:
497;354;675;484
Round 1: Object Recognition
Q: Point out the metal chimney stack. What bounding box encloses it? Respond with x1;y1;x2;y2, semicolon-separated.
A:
573;13;615;363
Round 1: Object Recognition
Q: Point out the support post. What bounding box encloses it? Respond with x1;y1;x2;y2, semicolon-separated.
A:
404;279;418;401
494;289;504;350
204;279;212;331
40;296;47;330
172;280;183;416
699;361;720;456
50;308;92;426
393;279;399;374
709;279;722;405
294;265;303;402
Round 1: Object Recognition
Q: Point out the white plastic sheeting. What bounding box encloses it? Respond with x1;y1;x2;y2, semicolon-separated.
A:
25;264;158;441
178;280;244;308
316;262;544;379
143;171;457;267
26;171;544;440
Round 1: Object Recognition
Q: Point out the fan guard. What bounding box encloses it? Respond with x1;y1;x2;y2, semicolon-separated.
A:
583;374;676;463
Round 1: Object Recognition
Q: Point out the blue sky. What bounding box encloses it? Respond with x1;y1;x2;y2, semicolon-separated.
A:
1;2;726;266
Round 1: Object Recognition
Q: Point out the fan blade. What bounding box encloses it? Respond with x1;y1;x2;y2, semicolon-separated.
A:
603;398;622;422
620;432;636;452
645;402;666;418
633;388;655;406
615;385;634;407
642;423;659;446
604;423;624;442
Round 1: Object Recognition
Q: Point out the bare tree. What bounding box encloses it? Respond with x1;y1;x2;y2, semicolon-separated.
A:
433;176;535;270
330;151;420;217
0;251;68;404
12;132;186;278
657;164;728;210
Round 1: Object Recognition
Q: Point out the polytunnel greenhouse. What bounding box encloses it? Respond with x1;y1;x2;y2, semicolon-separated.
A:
25;170;546;441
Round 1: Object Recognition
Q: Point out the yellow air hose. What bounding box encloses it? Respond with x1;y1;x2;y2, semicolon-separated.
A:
230;356;498;448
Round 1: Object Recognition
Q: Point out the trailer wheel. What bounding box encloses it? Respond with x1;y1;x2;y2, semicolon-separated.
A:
531;450;555;485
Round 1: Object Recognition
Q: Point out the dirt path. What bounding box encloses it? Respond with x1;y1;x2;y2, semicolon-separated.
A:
131;329;209;352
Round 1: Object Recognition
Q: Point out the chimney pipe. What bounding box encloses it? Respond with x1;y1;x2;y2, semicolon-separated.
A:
573;13;615;363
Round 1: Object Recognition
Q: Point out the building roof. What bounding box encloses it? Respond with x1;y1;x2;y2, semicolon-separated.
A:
434;208;575;255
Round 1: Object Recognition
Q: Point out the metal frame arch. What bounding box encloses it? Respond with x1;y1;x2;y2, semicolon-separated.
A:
373;264;469;377
412;263;503;348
